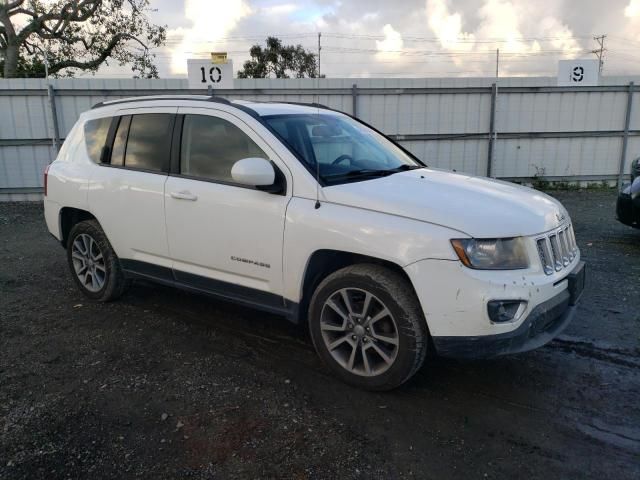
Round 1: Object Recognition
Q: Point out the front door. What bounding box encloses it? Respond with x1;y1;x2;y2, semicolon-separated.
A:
164;108;292;310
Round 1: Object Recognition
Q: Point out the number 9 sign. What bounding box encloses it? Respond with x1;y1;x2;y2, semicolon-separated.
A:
187;59;234;89
557;59;599;87
572;66;584;82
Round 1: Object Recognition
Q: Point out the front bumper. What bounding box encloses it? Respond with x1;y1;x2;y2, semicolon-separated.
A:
431;261;585;358
405;252;585;359
432;287;575;358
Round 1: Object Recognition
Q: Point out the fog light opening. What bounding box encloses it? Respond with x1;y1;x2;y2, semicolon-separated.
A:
487;300;527;323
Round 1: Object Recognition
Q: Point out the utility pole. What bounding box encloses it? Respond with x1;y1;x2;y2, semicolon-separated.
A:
318;32;322;78
592;34;606;74
495;48;499;78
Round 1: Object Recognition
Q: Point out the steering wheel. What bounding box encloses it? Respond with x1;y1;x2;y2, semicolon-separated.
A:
331;154;354;166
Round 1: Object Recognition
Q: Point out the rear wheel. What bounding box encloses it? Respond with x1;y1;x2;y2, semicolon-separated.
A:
67;220;128;302
308;264;428;390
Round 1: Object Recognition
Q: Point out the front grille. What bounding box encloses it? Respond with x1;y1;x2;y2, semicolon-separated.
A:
537;224;578;275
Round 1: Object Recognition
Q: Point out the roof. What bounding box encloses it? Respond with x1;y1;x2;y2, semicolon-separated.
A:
91;95;339;117
243;101;334;116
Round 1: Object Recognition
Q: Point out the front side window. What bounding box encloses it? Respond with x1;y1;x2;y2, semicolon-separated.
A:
84;117;112;163
180;114;267;183
262;113;422;185
124;114;173;172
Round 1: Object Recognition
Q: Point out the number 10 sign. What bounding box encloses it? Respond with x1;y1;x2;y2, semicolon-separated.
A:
187;59;234;89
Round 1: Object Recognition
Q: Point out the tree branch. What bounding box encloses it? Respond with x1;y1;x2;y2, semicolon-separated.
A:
2;0;165;78
3;1;26;12
16;0;100;43
22;38;35;55
47;33;147;74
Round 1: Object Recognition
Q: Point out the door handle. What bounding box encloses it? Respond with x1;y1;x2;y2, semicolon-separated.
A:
170;190;198;201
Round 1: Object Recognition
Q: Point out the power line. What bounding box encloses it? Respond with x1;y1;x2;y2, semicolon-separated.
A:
322;32;595;42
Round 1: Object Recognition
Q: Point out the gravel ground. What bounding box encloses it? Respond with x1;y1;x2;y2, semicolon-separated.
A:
1;190;639;479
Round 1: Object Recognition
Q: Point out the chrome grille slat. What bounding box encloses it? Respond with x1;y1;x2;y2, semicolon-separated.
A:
558;230;570;266
537;223;578;275
549;234;562;271
536;238;553;275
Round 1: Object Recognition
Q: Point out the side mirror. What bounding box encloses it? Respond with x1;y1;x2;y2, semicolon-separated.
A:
231;157;276;187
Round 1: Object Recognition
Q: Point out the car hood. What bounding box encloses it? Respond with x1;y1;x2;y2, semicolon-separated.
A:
323;168;569;237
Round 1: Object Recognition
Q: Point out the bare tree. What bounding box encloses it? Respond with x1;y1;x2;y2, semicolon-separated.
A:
0;0;166;78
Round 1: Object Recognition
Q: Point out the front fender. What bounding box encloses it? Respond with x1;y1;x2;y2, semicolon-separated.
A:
282;197;461;302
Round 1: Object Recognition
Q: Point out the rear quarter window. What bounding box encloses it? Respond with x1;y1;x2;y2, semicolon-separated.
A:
83;117;112;163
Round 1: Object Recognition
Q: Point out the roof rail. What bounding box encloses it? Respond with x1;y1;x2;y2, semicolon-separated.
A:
91;95;232;110
272;101;330;110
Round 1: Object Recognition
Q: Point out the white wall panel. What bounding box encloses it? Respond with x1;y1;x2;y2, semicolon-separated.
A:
492;137;622;178
401;139;488;176
2;75;640;196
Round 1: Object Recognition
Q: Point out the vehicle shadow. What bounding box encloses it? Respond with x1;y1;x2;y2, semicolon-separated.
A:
124;278;573;402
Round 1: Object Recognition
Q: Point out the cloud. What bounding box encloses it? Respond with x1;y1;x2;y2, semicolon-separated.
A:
374;24;404;66
90;0;640;78
424;0;581;74
262;3;300;15
625;0;640;17
168;0;252;74
426;0;475;51
376;24;404;52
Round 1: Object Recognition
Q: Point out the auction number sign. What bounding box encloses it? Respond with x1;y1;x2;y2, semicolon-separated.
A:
187;59;233;89
557;59;599;87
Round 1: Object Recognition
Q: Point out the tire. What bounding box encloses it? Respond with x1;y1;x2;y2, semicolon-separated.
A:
308;264;428;391
66;219;129;302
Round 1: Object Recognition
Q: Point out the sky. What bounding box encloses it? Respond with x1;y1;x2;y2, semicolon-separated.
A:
98;0;640;78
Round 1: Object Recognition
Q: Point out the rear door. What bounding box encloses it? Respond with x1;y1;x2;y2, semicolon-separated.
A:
164;108;292;309
88;108;177;271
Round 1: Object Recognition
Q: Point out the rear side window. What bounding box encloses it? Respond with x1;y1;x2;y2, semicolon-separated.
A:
84;117;112;163
180;114;267;183
124;114;173;172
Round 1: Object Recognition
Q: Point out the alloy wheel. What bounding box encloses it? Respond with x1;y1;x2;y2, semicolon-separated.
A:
71;233;106;292
320;288;399;377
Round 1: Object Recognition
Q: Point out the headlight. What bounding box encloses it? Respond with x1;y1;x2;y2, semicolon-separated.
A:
450;237;529;270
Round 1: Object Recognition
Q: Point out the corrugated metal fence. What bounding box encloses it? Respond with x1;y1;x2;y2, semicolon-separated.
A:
2;76;640;201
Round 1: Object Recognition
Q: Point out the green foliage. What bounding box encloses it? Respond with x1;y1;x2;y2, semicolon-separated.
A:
0;0;166;78
0;53;47;77
237;37;318;79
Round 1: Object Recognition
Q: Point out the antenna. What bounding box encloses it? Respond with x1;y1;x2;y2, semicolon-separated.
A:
314;146;321;209
314;47;322;209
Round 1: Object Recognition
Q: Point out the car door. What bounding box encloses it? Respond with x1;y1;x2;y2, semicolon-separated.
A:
88;108;176;271
164;108;292;311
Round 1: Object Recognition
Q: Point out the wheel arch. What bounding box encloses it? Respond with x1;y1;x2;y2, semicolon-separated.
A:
297;249;420;324
59;207;98;248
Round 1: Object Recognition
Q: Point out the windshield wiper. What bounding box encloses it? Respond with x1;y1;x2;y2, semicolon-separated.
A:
386;164;423;173
325;164;423;180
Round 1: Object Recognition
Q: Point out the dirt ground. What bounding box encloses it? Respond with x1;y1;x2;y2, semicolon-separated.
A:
1;190;639;479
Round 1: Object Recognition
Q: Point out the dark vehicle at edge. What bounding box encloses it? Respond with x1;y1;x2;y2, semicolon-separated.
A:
617;158;640;228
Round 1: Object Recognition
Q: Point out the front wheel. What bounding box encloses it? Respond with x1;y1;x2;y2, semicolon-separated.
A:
308;264;428;390
67;220;129;302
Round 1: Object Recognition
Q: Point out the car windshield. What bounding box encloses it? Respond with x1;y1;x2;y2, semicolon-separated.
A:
262;113;423;185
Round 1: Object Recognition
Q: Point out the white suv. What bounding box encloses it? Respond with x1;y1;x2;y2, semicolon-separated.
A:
44;95;586;390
